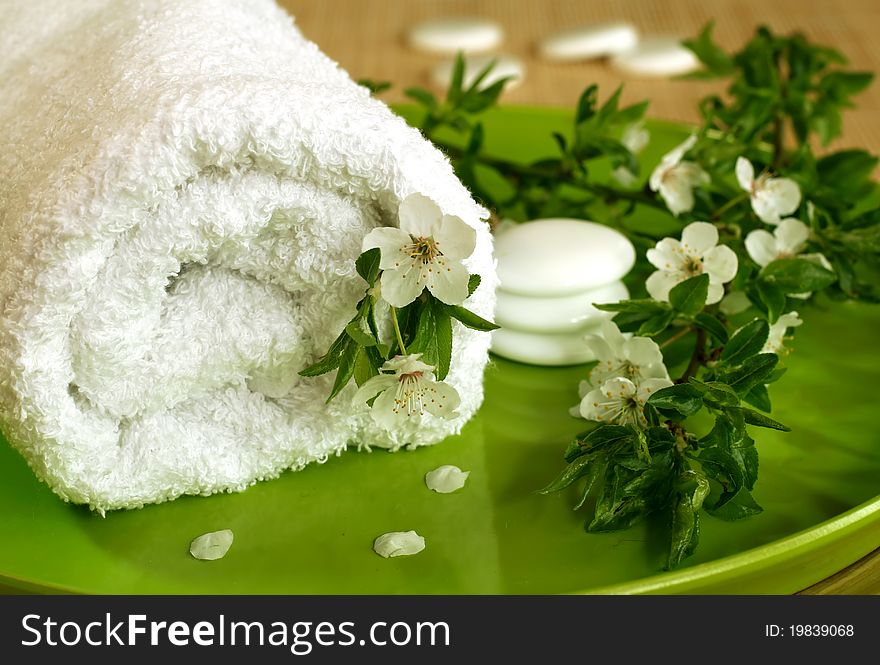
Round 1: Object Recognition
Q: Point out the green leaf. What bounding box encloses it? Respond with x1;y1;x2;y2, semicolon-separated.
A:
444;304;499;331
539;452;601;494
744;384;772;411
817;150;879;198
408;299;453;380
648;383;705;417
693;380;741;408
327;340;359;402
721;319;769;366
721;353;779;394
637;309;676;337
467;274;481;297
755;281;786;324
353;346;379;387
403;87;438;110
758;259;837;294
668;273;709;317
358;79;392;95
693;312;729;344
355;248;381;285
666;469;710;569
706;488;763;521
345;315;378;347
682;21;734;76
447;52;466;103
299;331;349;377
740;407;790;431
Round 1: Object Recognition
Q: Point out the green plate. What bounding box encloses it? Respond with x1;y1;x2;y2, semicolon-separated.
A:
1;108;878;594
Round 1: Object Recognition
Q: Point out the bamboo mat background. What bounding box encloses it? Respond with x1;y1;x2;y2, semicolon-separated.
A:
276;0;880;594
278;0;880;154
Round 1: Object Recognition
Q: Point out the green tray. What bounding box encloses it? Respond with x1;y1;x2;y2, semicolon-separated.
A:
1;108;878;594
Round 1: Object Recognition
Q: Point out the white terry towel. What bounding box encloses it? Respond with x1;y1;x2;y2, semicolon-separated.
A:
0;0;496;511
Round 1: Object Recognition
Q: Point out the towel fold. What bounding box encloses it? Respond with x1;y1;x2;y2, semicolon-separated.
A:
0;0;496;510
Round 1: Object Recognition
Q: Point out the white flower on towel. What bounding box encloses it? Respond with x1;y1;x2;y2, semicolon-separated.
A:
362;194;477;308
353;354;460;429
735;157;801;225
649;135;709;216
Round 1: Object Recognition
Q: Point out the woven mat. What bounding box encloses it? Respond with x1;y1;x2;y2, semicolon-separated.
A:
278;0;880;154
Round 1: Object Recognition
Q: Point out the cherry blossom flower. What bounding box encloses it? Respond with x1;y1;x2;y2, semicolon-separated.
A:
762;311;803;354
646;221;738;305
745;218;831;297
649;135;709;215
353;354;460;429
735;157;801;225
585;319;670;387
362;193;476;308
578;376;673;429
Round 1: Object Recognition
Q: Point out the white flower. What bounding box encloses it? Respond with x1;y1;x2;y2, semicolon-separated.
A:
735;157;801;225
745;218;832;298
353;354;460;429
649;135;710;215
719;291;751;315
578;376;673;429
585;319;670;387
646;221;738;305
762;311;803;354
612;123;650;187
362;193;477;308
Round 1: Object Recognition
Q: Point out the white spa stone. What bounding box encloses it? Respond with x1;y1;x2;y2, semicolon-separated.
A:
408;17;503;55
432;54;524;91
494;219;636;297
610;36;700;77
539;22;639;61
495;281;629;333
491;325;601;366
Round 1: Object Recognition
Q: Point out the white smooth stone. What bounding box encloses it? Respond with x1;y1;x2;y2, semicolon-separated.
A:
610;36;700;77
495;281;629;333
491;325;601;366
408;17;503;55
539;22;639;61
431;54;524;91
494;219;636;297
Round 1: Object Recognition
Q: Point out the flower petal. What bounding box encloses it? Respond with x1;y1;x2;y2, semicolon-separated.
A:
774;218;809;254
659;164;705;215
625;336;665;368
752;178;801;224
352;374;398;405
398;193;442;236
636;377;674;402
362;227;412;270
703;244;739;283
646;238;683;271
744;229;778;267
433;214;477;260
645;269;682;302
382;353;433;374
720;291;751;315
422;380;461;420
583;332;615;362
425;258;470;305
735;157;754;192
370;386;407;429
706;281;725;305
380;264;426;307
681;221;719;256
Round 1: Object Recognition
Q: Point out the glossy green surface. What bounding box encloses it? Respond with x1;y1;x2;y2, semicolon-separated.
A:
1;109;878;594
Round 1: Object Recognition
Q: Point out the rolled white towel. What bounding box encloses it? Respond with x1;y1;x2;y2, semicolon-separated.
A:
0;0;496;511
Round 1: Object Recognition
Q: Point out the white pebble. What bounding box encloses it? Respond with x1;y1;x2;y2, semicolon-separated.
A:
494;219;636;297
491;325;601;366
610;36;700;77
539;22;639;61
495;281;629;334
425;465;470;493
373;531;426;558
408;17;503;55
431;54;524;91
189;529;234;561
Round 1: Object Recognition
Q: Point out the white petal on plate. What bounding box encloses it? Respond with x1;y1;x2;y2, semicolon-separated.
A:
744;229;778;267
434;214;477;260
190;529;234;561
380;263;426;307
774;218;810;253
398;193;442;237
425;465;470;493
681;221;719;256
373;530;426;558
735;156;754;191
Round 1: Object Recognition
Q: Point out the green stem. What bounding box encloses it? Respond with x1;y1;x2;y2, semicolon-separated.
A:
711;193;749;221
390;307;407;355
660;325;695;349
677;328;708;384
